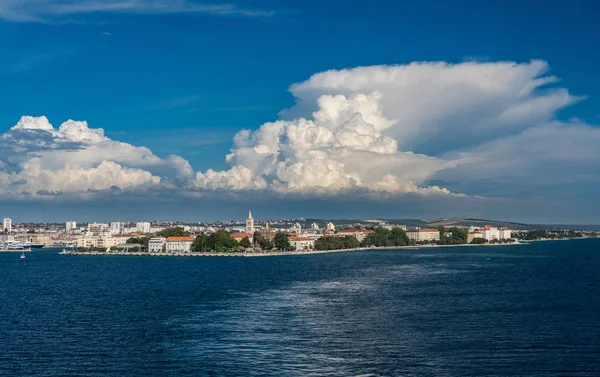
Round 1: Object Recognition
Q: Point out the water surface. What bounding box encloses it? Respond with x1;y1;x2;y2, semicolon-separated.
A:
1;239;599;376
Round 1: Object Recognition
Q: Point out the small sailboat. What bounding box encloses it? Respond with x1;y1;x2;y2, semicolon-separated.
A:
20;251;26;259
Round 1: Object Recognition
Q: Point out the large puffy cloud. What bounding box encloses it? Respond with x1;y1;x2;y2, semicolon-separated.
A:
0;116;192;198
286;60;581;156
194;92;454;195
195;59;598;204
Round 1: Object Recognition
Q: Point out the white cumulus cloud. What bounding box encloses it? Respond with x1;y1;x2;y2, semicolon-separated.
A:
0;116;192;198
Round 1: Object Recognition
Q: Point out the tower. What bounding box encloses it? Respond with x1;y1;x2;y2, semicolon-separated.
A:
2;218;12;232
245;211;254;234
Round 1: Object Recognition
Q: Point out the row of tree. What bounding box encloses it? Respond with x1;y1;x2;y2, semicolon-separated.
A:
314;236;360;250
516;229;584;240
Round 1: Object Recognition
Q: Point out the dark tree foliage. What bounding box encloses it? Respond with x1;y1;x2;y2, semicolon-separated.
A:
155;227;190;238
438;227;469;245
470;237;488;244
361;227;409;247
239;237;252;248
191;231;239;252
315;236;360;250
126;237;150;249
515;229;583;240
274;232;292;251
253;231;274;251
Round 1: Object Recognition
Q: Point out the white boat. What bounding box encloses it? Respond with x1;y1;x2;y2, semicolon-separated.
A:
20;251;26;259
3;241;26;250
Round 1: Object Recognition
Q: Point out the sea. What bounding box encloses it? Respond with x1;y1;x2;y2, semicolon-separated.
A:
1;239;599;376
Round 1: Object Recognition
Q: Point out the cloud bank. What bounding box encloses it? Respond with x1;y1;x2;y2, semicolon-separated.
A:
2;60;599;221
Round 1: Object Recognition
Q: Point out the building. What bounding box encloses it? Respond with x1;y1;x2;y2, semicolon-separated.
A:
113;233;143;245
231;232;253;243
148;237;166;252
476;226;512;241
289;236;315;251
499;227;512;239
166;236;194;252
406;228;441;242
311;223;320;231
2;218;12;232
110;222;124;234
467;231;484;243
337;229;373;242
290;223;302;234
30;235;51;247
325;222;336;233
87;222;109;235
136;222;151;233
65;221;77;232
73;236;120;249
479;226;500;240
245;211;254;234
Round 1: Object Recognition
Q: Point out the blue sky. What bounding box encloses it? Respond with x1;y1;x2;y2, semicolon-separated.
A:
0;0;599;223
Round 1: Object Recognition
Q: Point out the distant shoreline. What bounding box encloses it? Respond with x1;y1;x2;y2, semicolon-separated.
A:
57;240;537;258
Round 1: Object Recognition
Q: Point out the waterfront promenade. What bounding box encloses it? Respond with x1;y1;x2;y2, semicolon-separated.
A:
59;241;529;258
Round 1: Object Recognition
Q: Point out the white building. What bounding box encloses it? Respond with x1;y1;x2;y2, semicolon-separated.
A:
325;222;336;233
290;222;302;234
110;222;124;234
479;226;512;241
406;229;441;242
87;222;109;235
499;227;512;239
166;236;194;252
148;237;166;252
2;218;12;232
65;221;77;232
136;222;151;233
337;229;373;242
289;236;315;251
245;211;254;234
311;222;320;231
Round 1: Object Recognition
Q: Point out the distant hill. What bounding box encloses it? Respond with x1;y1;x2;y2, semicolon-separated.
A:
425;218;600;231
299;218;600;231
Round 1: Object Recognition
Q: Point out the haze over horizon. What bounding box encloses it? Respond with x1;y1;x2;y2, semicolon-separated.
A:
1;0;599;223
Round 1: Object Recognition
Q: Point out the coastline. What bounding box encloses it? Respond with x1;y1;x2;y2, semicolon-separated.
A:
57;240;532;258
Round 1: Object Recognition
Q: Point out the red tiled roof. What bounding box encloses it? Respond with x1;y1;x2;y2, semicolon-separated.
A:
166;236;195;241
290;237;313;241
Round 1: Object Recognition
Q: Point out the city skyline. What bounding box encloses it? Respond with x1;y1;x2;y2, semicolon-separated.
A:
1;1;600;223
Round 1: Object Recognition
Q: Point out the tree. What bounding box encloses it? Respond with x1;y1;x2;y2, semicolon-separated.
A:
470;237;487;244
390;227;410;246
315;236;359;250
254;231;274;251
361;227;409;247
239;237;252;248
191;234;210;252
155;227;190;238
274;232;291;251
209;230;239;252
127;236;150;249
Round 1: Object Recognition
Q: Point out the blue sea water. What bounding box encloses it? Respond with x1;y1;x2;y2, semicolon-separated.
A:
1;239;599;376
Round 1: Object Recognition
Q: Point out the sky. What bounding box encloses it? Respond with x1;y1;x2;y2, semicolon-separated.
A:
0;0;599;223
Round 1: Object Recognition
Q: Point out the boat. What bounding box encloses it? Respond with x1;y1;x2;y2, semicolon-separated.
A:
20;251;26;259
22;241;44;249
4;241;26;250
